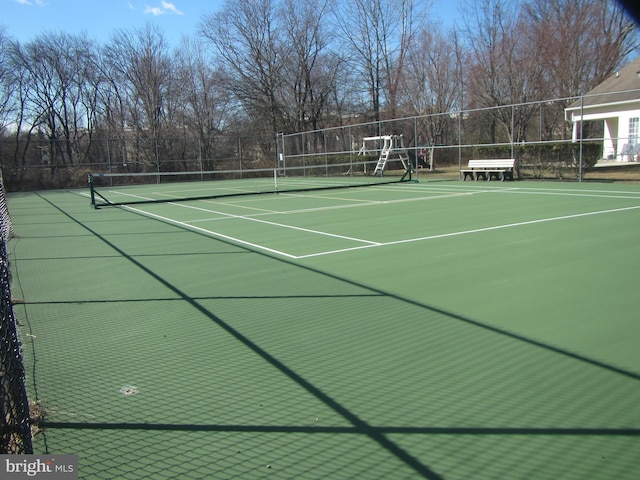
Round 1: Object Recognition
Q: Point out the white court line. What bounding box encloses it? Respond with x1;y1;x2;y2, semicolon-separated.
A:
121;205;300;258
282;191;478;215
86;186;640;260
490;189;640;200
124;202;640;260
100;182;640;222
172;202;382;246
505;186;640;196
184;191;477;222
88;190;306;257
295;204;640;259
199;199;282;214
411;184;640;198
105;189;475;255
276;191;476;214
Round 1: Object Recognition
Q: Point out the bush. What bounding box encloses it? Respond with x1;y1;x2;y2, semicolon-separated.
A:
472;142;601;179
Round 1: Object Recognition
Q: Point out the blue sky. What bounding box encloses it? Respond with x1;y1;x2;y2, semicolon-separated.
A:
2;0;221;46
2;0;463;47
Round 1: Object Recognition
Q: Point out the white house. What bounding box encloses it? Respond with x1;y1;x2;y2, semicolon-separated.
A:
565;56;640;162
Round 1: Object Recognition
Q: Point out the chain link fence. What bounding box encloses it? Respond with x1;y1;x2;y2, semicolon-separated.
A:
0;171;33;454
1;94;640;193
0;132;278;192
279;97;624;181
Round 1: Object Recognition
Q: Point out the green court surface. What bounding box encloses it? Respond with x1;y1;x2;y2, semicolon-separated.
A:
7;180;640;479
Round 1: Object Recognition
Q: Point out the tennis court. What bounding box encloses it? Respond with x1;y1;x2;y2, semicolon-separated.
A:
7;179;640;479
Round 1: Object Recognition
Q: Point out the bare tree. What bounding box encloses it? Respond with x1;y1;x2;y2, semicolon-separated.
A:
384;0;424;118
279;0;339;133
0;28;13;135
404;24;464;167
7;32;99;167
200;0;287;135
521;0;639;143
3;40;33;169
104;24;173;167
107;25;172;138
524;0;638;99
174;37;230;167
336;0;425;123
463;0;545;143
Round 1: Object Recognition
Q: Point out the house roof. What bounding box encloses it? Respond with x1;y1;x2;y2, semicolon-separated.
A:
566;56;640;111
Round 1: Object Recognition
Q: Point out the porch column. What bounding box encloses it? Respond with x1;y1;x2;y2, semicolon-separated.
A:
572;118;580;142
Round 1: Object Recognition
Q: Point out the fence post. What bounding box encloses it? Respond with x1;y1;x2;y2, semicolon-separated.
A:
238;135;243;177
579;95;584;182
413;117;418;179
155;137;160;184
458;110;462;177
349;125;353;176
511;105;515;159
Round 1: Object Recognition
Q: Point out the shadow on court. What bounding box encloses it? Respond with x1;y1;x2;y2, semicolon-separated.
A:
10;191;640;480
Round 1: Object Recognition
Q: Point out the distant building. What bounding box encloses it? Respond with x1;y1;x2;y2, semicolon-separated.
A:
565;56;640;162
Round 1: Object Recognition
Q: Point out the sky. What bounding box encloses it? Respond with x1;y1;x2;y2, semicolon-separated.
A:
2;0;464;48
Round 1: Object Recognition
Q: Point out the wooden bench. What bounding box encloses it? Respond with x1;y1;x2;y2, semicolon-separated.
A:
460;159;516;181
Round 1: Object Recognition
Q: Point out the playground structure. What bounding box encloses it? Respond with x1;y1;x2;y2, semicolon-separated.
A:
358;135;411;175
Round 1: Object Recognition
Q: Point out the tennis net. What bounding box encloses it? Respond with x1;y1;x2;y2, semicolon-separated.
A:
88;159;412;208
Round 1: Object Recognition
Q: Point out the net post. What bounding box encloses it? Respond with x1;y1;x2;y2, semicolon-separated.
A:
88;174;97;208
274;168;278;192
400;163;414;183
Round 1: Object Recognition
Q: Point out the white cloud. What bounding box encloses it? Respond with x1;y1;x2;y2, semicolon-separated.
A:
144;5;163;15
144;1;183;16
15;0;47;5
162;1;182;15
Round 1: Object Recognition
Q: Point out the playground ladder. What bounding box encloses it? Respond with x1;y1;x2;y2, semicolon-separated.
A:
373;136;410;175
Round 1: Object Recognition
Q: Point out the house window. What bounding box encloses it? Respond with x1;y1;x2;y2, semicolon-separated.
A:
630;117;639;145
